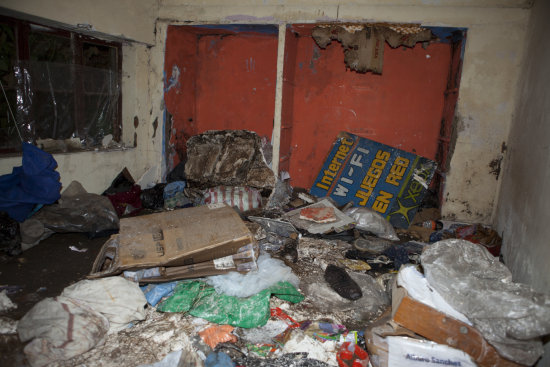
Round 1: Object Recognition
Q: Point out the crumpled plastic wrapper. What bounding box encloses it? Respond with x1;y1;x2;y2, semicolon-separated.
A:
344;207;399;241
421;239;550;365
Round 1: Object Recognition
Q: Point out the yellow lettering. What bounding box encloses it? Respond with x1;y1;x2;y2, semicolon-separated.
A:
386;173;400;186
341;137;354;146
321;175;333;186
367;167;382;178
355;190;371;205
395;157;410;167
316;182;329;190
376;150;390;161
338;144;350;153
334;150;346;162
373;191;393;213
363;175;377;187
386;157;410;186
372;158;386;170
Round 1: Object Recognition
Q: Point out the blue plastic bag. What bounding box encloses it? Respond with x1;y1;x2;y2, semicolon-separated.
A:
0;143;61;222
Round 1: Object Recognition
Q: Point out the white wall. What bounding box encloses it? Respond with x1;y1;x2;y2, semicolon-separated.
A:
495;0;550;295
488;1;549;361
0;0;533;226
0;0;158;44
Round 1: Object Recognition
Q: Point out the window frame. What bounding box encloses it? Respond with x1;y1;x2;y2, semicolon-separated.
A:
0;15;122;154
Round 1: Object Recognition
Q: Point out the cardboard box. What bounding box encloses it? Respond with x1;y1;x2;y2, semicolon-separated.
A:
309;132;436;228
391;286;525;367
366;313;477;367
365;311;419;367
89;204;257;279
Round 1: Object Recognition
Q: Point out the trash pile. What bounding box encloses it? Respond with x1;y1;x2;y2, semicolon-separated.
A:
1;130;550;367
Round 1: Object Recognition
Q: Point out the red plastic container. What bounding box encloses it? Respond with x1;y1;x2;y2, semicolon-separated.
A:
336;342;369;367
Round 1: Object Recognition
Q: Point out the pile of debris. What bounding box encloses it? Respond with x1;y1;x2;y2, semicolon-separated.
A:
1;130;550;367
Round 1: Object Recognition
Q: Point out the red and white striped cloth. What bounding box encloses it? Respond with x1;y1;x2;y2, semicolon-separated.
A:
203;186;262;212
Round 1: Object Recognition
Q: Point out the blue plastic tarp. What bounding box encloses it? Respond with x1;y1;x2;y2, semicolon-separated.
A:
0;142;61;222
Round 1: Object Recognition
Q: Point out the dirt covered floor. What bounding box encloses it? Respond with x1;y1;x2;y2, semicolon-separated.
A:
0;225;396;367
0;233;106;367
0;199;444;367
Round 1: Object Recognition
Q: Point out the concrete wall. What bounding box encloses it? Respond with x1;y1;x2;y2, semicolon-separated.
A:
0;0;532;225
495;0;550;294
157;0;531;224
494;3;550;366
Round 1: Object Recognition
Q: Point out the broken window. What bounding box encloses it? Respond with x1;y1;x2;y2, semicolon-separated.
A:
0;16;121;154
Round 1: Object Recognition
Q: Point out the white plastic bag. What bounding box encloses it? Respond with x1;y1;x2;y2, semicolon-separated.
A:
206;253;299;298
18;296;109;367
61;276;147;333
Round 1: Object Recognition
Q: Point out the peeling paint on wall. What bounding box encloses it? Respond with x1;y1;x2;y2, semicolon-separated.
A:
311;24;432;74
164;64;181;92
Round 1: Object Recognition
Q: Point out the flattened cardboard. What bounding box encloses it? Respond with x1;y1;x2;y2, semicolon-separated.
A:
89;204;256;278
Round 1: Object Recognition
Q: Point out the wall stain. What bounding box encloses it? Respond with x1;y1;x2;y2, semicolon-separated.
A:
489;156;503;180
309;45;321;73
133;132;138;148
134;116;139;128
501;141;508;153
152;117;159;138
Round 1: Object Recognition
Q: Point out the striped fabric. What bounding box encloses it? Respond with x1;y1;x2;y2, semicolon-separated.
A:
203;186;262;212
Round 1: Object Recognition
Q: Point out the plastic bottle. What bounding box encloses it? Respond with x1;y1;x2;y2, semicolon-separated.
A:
422;220;443;230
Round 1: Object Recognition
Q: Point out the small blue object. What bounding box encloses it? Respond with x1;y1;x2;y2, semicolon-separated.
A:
163;181;186;200
429;229;455;243
140;281;178;306
0;142;61;222
205;352;235;367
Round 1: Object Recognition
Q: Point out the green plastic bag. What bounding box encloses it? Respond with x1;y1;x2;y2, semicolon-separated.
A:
157;281;304;328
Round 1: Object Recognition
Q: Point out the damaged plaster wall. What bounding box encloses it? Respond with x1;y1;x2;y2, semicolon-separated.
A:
157;0;530;224
0;0;162;194
494;2;550;363
495;0;550;295
0;0;533;219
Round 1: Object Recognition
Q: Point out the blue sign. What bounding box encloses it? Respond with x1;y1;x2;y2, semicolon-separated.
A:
310;132;437;228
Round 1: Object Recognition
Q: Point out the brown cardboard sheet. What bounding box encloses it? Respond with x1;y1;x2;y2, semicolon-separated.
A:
89;204;257;279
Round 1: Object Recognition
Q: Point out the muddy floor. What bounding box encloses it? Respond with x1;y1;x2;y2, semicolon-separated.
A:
0;233;107;367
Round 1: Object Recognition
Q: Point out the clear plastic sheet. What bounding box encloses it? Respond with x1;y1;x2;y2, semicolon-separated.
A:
206;253;299;298
343;207;399;241
421;239;550;365
9;61;120;151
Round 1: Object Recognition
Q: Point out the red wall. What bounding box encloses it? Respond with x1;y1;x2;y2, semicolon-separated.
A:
164;25;454;191
282;25;452;189
164;26;278;167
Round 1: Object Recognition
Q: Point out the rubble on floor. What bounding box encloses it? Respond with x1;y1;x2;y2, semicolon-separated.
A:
1;130;550;367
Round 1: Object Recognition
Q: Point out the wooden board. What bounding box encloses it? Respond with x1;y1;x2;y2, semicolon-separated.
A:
392;293;525;367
